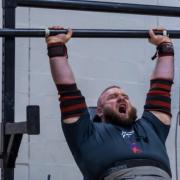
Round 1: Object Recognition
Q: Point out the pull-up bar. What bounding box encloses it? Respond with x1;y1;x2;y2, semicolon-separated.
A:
17;0;180;17
1;28;180;38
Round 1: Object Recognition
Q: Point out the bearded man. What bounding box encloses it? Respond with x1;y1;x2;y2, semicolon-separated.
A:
46;26;174;180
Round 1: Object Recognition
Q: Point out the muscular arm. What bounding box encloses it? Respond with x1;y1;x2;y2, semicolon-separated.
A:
150;55;174;125
151;56;174;80
146;28;174;125
50;56;75;84
50;56;80;124
47;28;87;124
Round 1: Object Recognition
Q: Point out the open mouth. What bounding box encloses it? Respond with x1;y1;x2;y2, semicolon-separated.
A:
119;104;127;114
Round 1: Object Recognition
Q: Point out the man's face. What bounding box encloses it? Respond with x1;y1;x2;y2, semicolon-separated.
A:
97;87;137;126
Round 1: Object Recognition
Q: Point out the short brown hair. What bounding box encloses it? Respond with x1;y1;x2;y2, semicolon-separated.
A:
97;85;121;107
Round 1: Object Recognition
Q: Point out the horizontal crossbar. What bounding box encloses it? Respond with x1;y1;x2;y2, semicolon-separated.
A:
1;28;180;38
16;0;180;17
5;122;27;135
4;106;40;135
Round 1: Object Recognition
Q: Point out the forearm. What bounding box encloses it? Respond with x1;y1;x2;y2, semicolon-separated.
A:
145;41;174;122
49;56;76;84
151;55;174;80
49;55;87;122
46;28;87;123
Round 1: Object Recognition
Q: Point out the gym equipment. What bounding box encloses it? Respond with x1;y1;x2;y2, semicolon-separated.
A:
1;1;180;180
17;0;180;17
0;28;180;38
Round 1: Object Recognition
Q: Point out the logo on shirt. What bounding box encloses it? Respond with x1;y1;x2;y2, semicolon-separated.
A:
121;130;134;138
131;142;142;154
121;130;142;154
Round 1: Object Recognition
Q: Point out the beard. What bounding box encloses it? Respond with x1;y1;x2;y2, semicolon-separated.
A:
103;106;137;126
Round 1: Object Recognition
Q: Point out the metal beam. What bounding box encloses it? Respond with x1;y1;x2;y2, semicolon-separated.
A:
2;0;16;179
6;134;23;168
0;28;180;38
17;0;180;17
5;122;27;135
5;105;40;135
0;106;40;169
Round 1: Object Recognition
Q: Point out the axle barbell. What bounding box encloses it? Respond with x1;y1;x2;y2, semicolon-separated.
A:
17;0;180;17
1;28;180;38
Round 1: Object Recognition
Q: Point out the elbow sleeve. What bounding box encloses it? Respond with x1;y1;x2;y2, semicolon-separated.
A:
144;78;173;116
56;83;87;119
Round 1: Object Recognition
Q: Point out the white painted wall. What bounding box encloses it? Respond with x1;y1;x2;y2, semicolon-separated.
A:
0;1;180;180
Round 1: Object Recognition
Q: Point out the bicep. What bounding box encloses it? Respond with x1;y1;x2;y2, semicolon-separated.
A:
142;111;170;142
63;116;80;124
62;110;94;147
150;111;171;125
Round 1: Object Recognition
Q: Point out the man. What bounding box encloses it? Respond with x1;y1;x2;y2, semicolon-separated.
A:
46;26;174;180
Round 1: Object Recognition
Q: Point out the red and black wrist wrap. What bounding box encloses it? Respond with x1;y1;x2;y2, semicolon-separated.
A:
144;78;173;116
151;42;174;60
56;83;87;119
47;42;68;58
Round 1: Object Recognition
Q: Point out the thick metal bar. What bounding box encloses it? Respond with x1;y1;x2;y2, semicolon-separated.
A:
6;134;23;168
5;122;27;135
1;169;14;180
2;2;16;124
0;28;180;38
0;123;4;165
17;0;180;17
2;0;16;179
5;106;40;135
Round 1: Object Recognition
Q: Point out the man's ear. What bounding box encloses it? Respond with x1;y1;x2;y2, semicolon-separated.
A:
96;106;103;118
